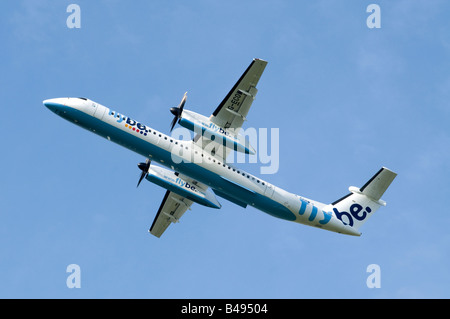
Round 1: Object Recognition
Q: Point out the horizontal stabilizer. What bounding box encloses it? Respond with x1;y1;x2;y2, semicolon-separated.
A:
358;167;397;202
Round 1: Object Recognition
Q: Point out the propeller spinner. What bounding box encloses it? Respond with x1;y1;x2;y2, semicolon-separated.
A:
136;159;151;187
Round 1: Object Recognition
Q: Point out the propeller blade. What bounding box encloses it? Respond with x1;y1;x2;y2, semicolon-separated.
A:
169;92;187;131
137;171;146;188
179;91;187;110
170;116;178;132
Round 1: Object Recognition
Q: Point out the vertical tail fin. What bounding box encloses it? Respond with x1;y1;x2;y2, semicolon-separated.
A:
326;167;397;231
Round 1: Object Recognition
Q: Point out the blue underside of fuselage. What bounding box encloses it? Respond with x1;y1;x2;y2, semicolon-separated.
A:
52;105;297;221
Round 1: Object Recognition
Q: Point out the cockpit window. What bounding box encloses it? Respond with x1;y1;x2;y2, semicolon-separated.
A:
77;97;87;101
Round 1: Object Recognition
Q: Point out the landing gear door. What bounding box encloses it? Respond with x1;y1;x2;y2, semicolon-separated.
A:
93;102;106;120
264;183;275;198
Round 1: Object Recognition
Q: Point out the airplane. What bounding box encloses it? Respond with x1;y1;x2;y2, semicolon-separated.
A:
43;58;397;238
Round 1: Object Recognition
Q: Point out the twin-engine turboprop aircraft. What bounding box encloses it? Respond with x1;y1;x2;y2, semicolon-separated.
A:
44;58;397;238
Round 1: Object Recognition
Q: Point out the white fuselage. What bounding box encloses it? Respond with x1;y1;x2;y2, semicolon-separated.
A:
43;97;360;236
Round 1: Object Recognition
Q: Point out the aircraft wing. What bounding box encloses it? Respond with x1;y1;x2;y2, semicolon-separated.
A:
210;58;267;130
193;58;268;159
149;190;194;238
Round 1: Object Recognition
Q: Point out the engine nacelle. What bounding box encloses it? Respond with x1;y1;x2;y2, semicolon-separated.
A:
145;164;221;209
178;110;255;155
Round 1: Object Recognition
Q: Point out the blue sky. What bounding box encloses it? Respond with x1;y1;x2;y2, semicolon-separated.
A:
1;0;450;298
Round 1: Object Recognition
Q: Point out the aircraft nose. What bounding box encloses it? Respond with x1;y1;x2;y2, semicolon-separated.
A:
43;98;66;112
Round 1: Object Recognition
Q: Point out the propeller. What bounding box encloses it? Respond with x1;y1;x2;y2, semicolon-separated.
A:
136;159;151;188
169;92;187;131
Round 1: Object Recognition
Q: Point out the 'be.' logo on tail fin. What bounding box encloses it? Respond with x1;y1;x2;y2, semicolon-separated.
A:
333;204;372;227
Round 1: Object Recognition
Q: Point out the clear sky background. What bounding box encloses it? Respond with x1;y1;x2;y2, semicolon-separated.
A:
1;0;449;298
